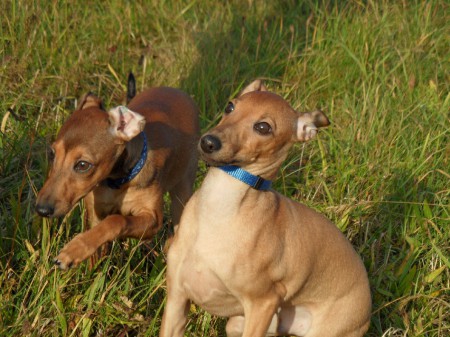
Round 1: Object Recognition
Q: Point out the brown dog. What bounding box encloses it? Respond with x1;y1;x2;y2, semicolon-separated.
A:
160;80;371;337
35;80;199;269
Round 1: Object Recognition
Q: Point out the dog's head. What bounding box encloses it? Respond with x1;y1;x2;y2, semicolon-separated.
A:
199;80;330;179
35;94;145;218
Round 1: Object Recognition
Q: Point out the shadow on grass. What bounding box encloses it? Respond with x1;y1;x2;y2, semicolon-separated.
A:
364;167;446;336
178;1;319;131
176;2;448;336
176;2;315;335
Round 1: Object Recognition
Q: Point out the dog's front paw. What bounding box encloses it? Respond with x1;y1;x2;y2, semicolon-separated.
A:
54;234;97;270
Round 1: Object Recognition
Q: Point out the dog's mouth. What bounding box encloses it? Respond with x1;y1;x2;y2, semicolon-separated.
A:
202;159;240;168
35;180;97;218
35;193;85;218
35;201;72;218
200;154;240;168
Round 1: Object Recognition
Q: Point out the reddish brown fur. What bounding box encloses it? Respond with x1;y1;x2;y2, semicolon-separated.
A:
36;87;199;269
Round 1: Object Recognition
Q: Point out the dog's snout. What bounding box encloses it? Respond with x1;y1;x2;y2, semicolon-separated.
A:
35;203;55;217
200;135;222;153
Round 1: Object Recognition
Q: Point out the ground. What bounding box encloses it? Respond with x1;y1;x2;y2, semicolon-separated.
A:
0;1;448;336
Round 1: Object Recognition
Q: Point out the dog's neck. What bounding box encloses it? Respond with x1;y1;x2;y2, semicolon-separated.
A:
198;167;275;216
106;132;147;189
233;151;290;182
192;167;285;232
218;165;272;191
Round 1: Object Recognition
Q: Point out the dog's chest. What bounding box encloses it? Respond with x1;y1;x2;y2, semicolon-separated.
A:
176;210;264;316
92;186;146;217
180;241;244;317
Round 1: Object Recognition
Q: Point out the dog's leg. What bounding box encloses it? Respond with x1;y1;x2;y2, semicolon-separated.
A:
164;180;193;253
239;297;281;337
227;314;283;337
226;316;245;337
159;285;190;337
54;208;162;269
169;177;194;231
83;192;104;269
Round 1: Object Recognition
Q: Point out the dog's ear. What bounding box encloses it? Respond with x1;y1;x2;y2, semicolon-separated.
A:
239;79;268;97
108;106;146;142
77;93;104;111
296;110;330;142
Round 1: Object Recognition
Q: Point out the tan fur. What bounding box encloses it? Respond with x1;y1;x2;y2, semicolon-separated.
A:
36;87;199;269
160;81;371;337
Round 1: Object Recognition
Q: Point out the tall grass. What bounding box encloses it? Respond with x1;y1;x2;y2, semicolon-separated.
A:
0;0;448;336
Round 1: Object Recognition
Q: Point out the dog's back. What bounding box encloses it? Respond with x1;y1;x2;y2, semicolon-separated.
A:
128;87;199;193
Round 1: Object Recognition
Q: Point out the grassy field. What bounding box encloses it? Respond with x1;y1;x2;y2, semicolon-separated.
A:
0;0;449;336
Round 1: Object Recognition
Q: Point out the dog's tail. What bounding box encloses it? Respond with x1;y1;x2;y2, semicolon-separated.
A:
126;72;137;104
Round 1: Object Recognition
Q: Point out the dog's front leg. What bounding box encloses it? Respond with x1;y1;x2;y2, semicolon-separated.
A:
83;192;106;268
159;283;190;337
240;296;281;337
54;210;162;269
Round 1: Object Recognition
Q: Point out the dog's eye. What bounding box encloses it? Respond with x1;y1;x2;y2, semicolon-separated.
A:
224;102;235;114
74;161;93;173
254;122;272;135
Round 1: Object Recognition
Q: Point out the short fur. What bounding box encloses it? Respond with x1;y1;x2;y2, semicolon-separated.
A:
160;80;371;337
36;84;199;269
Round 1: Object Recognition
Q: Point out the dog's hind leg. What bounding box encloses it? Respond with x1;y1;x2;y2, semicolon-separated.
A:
169;165;196;232
226;316;245;337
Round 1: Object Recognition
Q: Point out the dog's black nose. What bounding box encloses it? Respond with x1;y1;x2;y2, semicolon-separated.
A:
35;203;55;217
200;135;222;153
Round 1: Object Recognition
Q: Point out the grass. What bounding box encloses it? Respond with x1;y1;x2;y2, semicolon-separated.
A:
0;0;449;335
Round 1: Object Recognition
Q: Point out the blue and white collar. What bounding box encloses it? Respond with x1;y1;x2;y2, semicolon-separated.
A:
106;132;148;189
218;165;272;191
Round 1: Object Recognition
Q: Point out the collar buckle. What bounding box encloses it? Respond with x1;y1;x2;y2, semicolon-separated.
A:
253;176;264;190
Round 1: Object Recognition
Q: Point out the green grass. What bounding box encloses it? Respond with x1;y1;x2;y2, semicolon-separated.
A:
1;0;449;336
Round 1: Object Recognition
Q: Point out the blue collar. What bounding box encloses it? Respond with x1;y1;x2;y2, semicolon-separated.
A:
218;165;272;191
106;132;148;189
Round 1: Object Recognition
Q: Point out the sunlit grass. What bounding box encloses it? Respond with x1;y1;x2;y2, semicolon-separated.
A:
0;0;448;336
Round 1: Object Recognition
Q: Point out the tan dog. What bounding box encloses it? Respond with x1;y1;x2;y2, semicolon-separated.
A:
35;79;199;269
160;80;371;337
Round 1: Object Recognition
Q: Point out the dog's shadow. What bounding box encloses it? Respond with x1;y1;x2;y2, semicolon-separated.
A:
179;1;316;132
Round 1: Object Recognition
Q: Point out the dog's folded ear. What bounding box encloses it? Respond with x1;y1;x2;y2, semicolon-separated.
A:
296;110;330;142
108;106;146;142
77;93;104;111
239;79;268;97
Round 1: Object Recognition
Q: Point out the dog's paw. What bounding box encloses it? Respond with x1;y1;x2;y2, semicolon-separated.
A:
53;255;73;270
54;234;96;270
